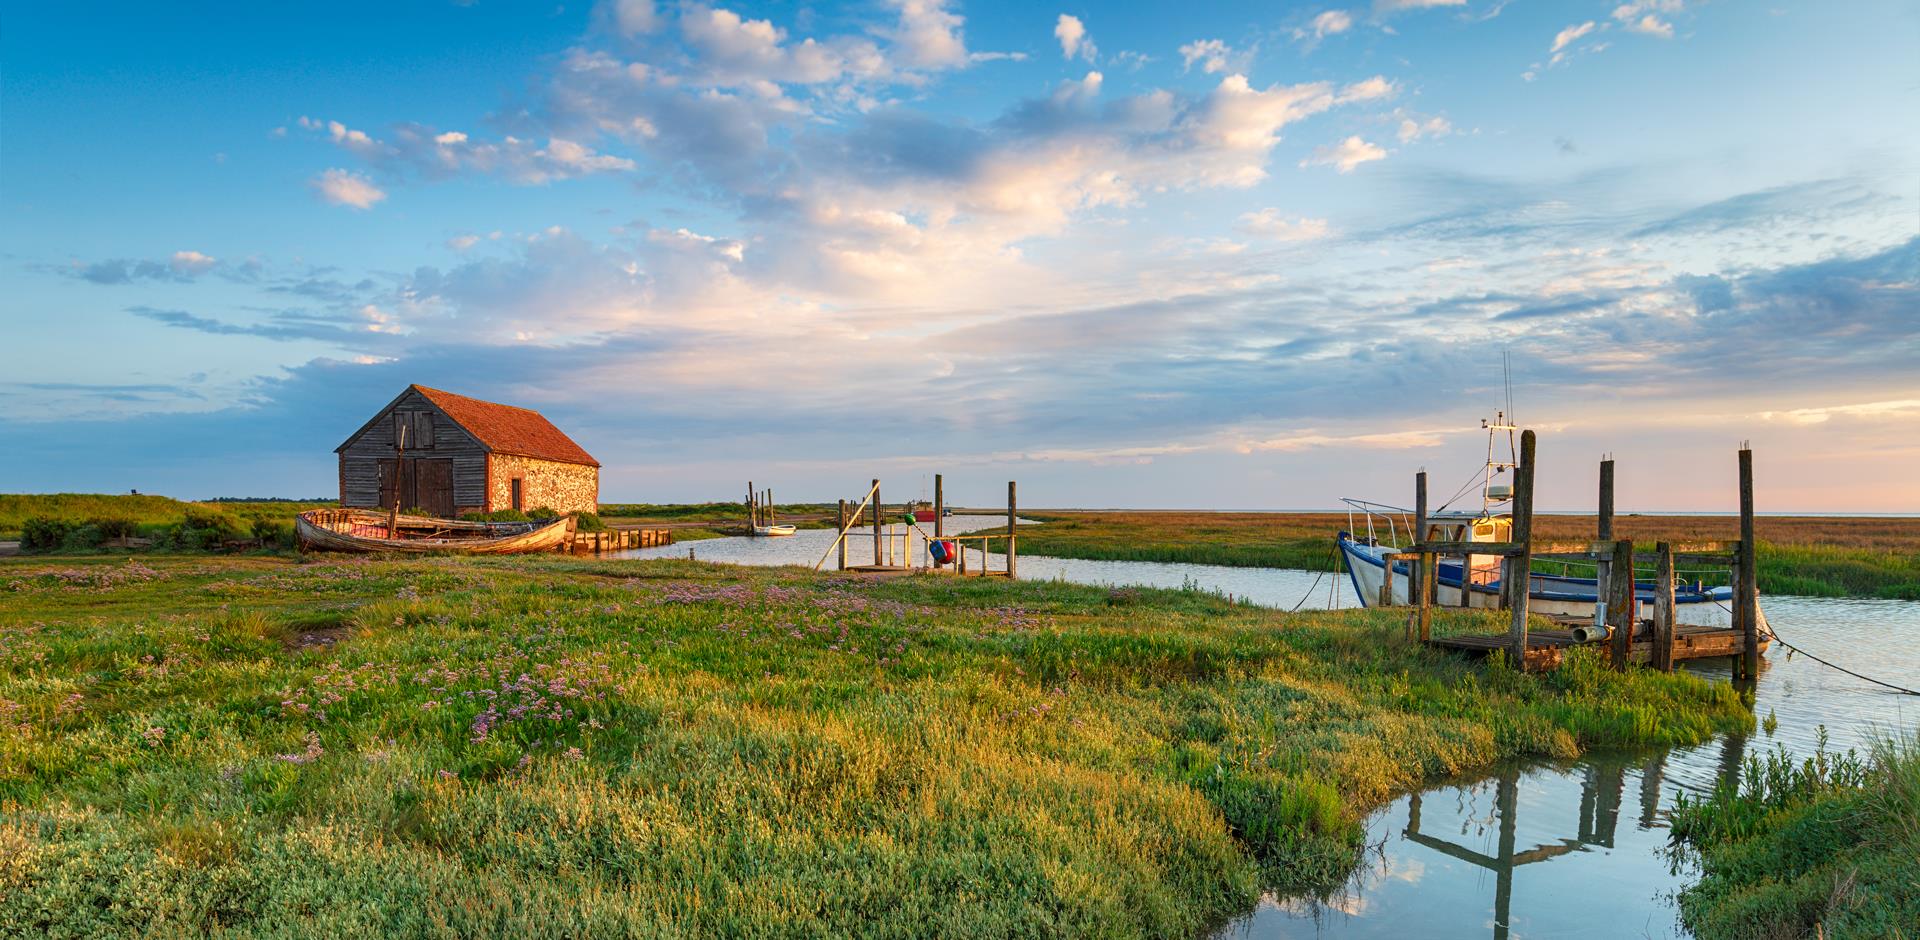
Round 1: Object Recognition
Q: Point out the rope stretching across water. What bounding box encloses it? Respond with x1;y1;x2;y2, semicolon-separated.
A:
1698;598;1920;696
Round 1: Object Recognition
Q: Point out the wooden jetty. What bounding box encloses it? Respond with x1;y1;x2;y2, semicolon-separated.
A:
563;526;674;553
818;474;1018;577
1384;434;1766;674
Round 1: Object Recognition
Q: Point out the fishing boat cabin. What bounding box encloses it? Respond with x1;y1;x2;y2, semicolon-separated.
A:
335;385;600;518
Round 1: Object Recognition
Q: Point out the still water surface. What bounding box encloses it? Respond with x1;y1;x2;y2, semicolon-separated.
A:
623;520;1919;938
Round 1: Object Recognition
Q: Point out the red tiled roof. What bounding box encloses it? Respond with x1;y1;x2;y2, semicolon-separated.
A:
412;385;600;467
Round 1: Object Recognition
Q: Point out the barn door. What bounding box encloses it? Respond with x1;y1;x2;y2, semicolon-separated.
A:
415;459;455;519
377;459;403;510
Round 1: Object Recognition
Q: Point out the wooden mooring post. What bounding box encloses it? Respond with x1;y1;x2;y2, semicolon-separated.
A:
1006;481;1018;580
1608;539;1635;670
1597;459;1636;670
1653;541;1677;672
1504;430;1536;667
871;479;883;566
837;499;848;570
1412;471;1434;641
934;474;945;539
1735;447;1760;680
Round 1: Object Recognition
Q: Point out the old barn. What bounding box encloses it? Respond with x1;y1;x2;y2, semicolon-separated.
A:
335;385;600;518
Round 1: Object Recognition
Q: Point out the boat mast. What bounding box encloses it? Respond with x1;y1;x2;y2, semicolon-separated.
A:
1480;411;1518;521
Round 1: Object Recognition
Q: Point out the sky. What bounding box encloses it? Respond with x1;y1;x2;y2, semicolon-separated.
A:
1;0;1916;512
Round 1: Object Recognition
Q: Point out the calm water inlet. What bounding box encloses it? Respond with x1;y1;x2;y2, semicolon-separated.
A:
621;524;1920;939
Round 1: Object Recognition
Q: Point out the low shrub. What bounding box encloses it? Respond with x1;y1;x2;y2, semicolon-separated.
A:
19;516;73;552
92;516;140;541
528;506;561;521
252;519;294;548
170;506;247;549
60;523;105;550
572;511;607;532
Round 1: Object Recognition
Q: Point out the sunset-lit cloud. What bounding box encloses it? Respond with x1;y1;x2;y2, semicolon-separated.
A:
2;0;1914;511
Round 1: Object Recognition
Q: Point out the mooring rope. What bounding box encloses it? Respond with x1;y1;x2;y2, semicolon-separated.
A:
1762;623;1920;696
1710;599;1920;696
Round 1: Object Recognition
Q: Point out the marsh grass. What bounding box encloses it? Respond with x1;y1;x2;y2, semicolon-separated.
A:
1;555;1751;937
1012;511;1920;600
1669;733;1920;939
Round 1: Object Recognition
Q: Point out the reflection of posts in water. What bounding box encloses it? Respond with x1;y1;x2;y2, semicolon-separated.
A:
1577;762;1624;847
1403;763;1626;940
1639;751;1667;829
1716;734;1748;792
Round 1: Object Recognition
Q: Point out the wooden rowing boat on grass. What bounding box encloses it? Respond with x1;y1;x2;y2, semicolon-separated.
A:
296;509;575;555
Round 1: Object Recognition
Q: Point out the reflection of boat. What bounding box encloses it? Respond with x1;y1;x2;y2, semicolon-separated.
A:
753;524;797;537
1339;412;1764;628
296;509;573;554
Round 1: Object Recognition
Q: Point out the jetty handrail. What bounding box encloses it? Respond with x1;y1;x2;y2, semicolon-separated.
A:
813;480;881;571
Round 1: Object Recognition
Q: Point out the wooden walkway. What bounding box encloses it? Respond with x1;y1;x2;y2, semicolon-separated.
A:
565;526;674;553
1428;621;1766;669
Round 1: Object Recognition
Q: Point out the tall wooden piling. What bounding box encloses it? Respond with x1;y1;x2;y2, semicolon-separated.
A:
837;499;848;570
1608;539;1635;670
934;474;945;539
1598;459;1630;669
1653;541;1676;672
1597;459;1615;541
1413;471;1428;604
1505;430;1536;667
1736;448;1759;680
1006;481;1018;579
1408;470;1434;638
871;480;883;566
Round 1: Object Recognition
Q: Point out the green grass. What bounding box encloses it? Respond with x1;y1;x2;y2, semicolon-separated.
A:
0;554;1751;938
0;494;335;541
1669;733;1920;939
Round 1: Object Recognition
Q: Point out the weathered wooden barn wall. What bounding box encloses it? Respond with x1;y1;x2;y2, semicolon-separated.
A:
337;388;488;512
488;454;599;515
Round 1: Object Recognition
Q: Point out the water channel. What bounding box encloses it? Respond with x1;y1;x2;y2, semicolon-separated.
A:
620;518;1920;939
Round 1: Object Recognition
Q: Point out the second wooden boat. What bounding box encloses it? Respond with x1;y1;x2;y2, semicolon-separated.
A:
296;508;575;555
753;523;798;537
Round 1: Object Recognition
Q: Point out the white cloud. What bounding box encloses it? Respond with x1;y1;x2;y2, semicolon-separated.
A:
1613;0;1681;38
1551;21;1596;53
301;117;635;185
1372;0;1465;13
608;0;659;36
311;169;386;209
169;250;218;274
1549;21;1597;64
1297;9;1353;45
1301;135;1386;173
890;0;971;70
447;235;482;251
1237;209;1330;241
1054;14;1095;62
1338;75;1397;102
1178;38;1234;74
1396;114;1452;142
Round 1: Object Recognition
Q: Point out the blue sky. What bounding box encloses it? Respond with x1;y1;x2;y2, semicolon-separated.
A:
2;0;1916;510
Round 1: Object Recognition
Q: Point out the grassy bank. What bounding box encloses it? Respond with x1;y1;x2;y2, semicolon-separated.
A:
1669;734;1919;939
0;494;335;540
1013;511;1920;600
0;555;1749;937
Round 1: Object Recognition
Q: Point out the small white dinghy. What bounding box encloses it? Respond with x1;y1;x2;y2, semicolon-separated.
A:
754;524;798;537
